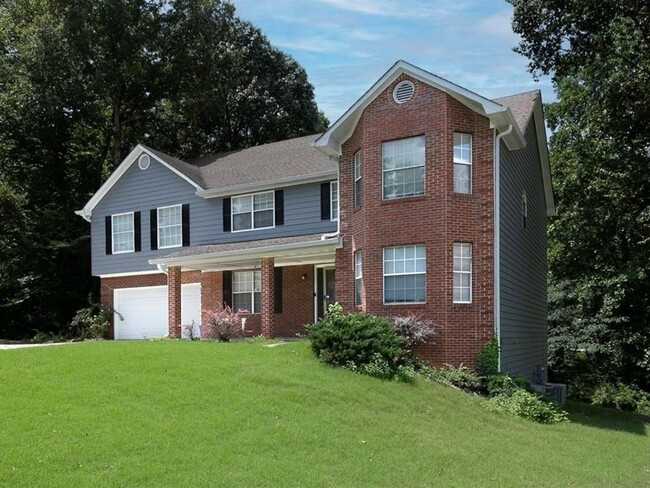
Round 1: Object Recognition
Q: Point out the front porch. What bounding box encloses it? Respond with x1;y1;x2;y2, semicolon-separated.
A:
149;234;341;338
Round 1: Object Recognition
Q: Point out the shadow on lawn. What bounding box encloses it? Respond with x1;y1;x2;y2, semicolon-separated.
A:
566;401;649;436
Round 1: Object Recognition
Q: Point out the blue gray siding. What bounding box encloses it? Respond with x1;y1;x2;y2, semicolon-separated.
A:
91;156;336;276
499;118;548;382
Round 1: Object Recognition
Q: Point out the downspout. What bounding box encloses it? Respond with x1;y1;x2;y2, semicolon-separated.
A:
494;124;513;373
321;162;340;240
157;263;168;275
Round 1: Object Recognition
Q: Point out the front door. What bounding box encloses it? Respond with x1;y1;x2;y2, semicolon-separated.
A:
316;267;335;320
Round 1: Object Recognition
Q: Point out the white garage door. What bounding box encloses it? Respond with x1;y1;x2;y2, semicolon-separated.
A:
114;284;201;339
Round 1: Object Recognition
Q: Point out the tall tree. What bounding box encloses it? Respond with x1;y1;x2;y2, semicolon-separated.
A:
509;0;650;388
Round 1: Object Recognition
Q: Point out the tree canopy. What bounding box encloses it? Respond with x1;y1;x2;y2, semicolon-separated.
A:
509;0;650;389
0;0;327;339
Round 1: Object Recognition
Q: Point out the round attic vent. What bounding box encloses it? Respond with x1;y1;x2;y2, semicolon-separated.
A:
138;154;150;170
393;80;415;104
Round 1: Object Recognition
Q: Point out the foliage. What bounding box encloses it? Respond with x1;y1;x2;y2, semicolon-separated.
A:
591;383;650;415
390;313;436;349
509;0;650;390
68;300;119;339
307;305;408;380
475;337;499;377
345;353;417;383
202;304;244;342
427;364;482;393
484;390;570;424
485;374;533;397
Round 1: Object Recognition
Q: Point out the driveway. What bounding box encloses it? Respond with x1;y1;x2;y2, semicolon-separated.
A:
0;342;76;350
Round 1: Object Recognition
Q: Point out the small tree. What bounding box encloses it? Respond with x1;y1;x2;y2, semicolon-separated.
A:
202;303;245;342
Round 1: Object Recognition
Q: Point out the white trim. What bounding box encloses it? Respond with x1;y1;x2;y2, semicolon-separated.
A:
111;212;135;254
231;190;275;233
98;270;164;279
381;135;426;200
330;180;339;222
382;244;426;305
452;242;472;304
157;204;183;249
532;99;556;216
354;250;363;307
75;145;204;222
353;151;362;208
453;132;473;194
232;270;261;314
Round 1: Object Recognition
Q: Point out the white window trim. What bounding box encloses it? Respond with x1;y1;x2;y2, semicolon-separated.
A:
382;136;426;200
453;132;472;194
330;181;339;222
521;191;528;229
354;151;361;208
453;243;472;304
383;245;426;305
354;250;363;306
157;204;182;249
231;190;275;233
232;270;261;314
111;212;134;254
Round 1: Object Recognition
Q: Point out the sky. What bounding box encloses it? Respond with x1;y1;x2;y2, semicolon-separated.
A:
230;0;554;124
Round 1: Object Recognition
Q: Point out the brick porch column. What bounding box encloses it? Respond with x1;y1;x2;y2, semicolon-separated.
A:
260;257;275;338
168;266;182;338
200;271;222;338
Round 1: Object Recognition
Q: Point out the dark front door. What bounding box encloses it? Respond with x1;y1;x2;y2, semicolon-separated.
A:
316;267;335;320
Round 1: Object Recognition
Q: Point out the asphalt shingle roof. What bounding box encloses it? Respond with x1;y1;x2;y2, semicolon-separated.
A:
493;90;539;133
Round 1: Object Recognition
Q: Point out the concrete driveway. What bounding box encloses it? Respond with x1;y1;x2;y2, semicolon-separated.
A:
0;342;76;350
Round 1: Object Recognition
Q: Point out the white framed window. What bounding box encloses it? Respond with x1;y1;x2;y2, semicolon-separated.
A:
521;192;528;229
112;212;134;254
157;204;182;249
453;133;472;193
354;251;363;306
383;244;426;304
330;181;339;221
232;191;274;232
232;270;261;313
382;136;425;199
453;243;472;303
354;151;362;208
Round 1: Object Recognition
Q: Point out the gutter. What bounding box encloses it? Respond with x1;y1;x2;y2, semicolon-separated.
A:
321;162;340;241
494;124;513;373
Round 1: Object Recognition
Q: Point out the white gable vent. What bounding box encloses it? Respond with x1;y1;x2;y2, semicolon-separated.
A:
393;80;415;104
138;154;150;170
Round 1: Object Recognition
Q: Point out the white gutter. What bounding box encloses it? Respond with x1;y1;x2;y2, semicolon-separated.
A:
157;263;168;275
321;164;340;241
494;124;513;373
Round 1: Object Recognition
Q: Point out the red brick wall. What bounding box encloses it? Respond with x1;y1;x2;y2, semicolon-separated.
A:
337;75;495;367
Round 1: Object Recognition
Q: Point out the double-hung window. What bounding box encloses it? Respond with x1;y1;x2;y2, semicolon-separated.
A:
330;181;339;221
157;204;182;248
453;133;472;193
354;151;362;207
112;212;134;254
232;271;261;313
382;136;425;199
354;251;363;306
383;244;426;304
232;191;274;232
453;243;472;303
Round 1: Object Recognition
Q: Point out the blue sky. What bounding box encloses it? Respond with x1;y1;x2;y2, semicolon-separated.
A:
230;0;554;123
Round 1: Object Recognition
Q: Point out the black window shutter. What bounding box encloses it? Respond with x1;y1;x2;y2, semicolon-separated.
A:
320;183;331;220
274;267;283;313
134;212;141;252
223;271;232;307
182;204;190;246
150;209;158;250
275;190;284;226
223;198;231;232
105;216;112;255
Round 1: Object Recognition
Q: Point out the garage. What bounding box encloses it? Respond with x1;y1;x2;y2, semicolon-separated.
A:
113;284;201;339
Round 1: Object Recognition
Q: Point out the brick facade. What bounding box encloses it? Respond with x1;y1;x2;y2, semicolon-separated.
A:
336;75;495;367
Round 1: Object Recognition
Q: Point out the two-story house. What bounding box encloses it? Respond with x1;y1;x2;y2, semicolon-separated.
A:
77;60;554;380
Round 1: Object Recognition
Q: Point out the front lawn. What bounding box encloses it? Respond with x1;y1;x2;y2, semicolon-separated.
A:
0;340;647;487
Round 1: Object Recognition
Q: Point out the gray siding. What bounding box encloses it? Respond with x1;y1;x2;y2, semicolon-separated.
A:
499;118;548;382
91;157;336;276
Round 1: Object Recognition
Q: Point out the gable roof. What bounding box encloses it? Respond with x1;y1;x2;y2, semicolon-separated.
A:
313;59;526;157
493;90;538;133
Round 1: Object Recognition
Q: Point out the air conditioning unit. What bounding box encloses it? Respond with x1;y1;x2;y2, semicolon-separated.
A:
544;383;567;405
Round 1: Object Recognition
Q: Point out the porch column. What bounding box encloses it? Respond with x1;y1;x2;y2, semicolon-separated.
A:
168;266;182;338
260;257;275;338
200;271;222;339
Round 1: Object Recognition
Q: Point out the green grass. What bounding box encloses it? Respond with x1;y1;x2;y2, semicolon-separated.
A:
0;340;648;488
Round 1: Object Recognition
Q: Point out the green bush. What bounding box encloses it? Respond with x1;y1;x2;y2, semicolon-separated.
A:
69;302;119;340
475;338;499;377
591;383;650;413
486;374;533;397
428;364;482;393
484;390;570;424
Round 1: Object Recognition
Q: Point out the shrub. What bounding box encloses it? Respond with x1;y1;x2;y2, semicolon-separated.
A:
428;364;482;393
202;304;244;342
591;383;650;413
486;374;533;397
69;302;120;340
390;314;436;349
484;390;570;424
475;338;499;377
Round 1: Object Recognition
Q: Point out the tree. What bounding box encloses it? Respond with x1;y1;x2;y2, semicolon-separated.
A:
509;0;650;389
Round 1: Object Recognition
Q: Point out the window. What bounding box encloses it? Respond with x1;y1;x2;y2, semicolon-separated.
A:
453;243;472;303
232;191;274;232
157;204;182;249
521;192;528;229
453;133;472;193
382;136;425;199
330;181;339;221
383;245;426;304
354;151;362;207
232;271;261;313
112;212;134;254
354;251;363;306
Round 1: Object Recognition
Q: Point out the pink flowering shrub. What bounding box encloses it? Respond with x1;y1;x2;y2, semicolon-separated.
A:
202;303;245;342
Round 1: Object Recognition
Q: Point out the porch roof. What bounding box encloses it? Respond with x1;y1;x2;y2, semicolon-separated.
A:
149;233;341;271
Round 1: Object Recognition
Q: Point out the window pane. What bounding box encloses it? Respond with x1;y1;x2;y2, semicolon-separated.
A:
253;209;273;228
253;192;274;210
233;213;252;231
454;164;471;193
233;293;252;313
232;195;252;213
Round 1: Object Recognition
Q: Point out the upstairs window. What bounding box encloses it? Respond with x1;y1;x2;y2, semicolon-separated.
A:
232;191;274;232
112;212;134;254
354;151;362;208
453;133;472;193
232;271;261;313
383;244;426;304
354;251;363;306
330;181;339;221
157;204;182;249
382;136;425;199
453;243;472;303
